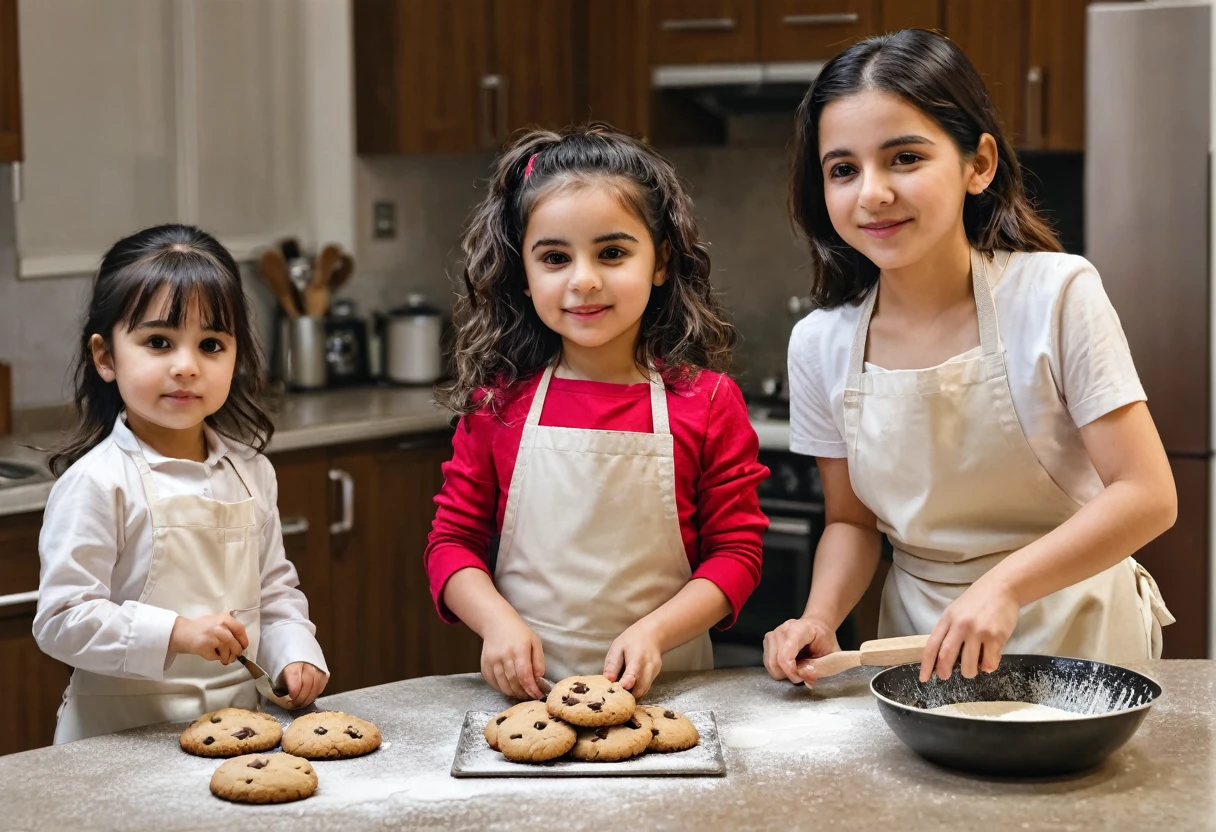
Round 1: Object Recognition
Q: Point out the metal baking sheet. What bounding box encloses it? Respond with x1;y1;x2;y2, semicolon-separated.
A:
450;709;726;778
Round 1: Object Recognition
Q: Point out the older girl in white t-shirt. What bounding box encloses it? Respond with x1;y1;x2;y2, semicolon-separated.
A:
764;29;1176;686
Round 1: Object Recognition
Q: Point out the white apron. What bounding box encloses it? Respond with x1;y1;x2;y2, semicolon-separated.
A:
494;365;714;681
55;442;262;743
842;249;1173;662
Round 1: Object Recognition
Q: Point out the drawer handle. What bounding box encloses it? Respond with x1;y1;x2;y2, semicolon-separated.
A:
661;17;737;32
328;468;354;535
1024;65;1045;150
767;518;812;536
281;516;310;536
0;589;39;609
782;13;859;27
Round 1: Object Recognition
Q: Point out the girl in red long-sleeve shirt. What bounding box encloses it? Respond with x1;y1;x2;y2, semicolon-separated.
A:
426;124;768;700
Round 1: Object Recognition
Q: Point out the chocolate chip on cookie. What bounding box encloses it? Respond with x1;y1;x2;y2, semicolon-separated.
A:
493;700;577;762
281;711;381;759
640;705;700;753
483;701;537;750
570;708;654;761
180;709;282;758
546;675;635;727
209;753;317;804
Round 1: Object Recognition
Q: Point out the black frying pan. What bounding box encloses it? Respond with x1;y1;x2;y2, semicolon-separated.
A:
870;655;1161;776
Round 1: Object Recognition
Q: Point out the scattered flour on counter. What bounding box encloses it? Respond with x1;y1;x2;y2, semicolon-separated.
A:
721;695;877;754
926;701;1082;721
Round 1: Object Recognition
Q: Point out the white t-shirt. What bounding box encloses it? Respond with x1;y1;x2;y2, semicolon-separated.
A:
788;251;1147;506
35;415;328;684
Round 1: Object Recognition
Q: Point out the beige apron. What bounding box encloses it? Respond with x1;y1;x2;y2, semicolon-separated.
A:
55;443;262;743
842;248;1173;662
494;365;714;681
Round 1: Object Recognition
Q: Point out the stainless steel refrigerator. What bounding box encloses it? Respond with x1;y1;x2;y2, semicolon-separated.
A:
1086;0;1211;657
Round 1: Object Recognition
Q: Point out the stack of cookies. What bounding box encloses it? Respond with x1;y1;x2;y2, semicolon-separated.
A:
179;707;382;804
483;675;699;764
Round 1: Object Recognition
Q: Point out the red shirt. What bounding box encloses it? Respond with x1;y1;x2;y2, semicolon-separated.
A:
425;370;769;627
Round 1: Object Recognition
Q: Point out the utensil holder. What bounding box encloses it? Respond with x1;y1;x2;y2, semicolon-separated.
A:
284;316;328;390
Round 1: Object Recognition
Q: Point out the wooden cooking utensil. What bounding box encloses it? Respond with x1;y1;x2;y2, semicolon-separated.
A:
330;252;354;291
305;243;342;317
258;249;300;319
796;634;930;679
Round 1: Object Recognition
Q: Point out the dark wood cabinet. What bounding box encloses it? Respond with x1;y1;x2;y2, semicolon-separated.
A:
0;0;22;162
878;0;944;32
760;0;878;62
650;0;760;64
355;0;583;154
0;511;70;756
945;0;1087;151
354;0;490;154
269;431;482;696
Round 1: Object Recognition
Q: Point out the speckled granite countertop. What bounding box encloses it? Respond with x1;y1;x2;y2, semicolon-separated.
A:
0;664;1211;831
0;386;452;517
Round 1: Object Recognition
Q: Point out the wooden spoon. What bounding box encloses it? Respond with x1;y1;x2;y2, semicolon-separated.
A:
796;634;930;680
330;252;354;291
305;243;342;317
258;249;299;319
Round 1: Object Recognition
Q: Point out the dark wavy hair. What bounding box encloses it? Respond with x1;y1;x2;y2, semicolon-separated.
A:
438;122;737;417
790;28;1062;308
49;224;273;475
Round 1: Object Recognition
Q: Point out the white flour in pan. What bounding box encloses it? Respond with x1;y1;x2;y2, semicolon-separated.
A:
925;701;1082;721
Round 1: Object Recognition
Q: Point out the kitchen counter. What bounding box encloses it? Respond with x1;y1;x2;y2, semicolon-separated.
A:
0;386;453;517
1;663;1211;831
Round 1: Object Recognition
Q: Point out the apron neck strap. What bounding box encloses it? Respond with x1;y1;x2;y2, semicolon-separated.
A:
128;445;162;503
846;248;1005;382
524;363;671;436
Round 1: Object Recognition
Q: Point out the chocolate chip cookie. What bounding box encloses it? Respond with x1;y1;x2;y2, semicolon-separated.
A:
546;675;635;727
484;701;538;751
209;753;317;804
640;705;699;752
570;708;653;761
180;708;282;758
495;700;577;763
281;711;382;759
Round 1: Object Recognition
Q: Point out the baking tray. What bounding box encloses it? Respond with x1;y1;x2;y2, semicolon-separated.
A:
450;709;725;777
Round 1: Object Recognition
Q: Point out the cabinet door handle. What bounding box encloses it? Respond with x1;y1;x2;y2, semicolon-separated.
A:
10;160;21;204
328;468;354;535
782;13;859;27
281;516;310;536
661;17;737;32
0;590;39;609
479;74;508;150
1024;66;1045;150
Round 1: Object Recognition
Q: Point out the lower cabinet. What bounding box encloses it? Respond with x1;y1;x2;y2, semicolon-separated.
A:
271;431;483;695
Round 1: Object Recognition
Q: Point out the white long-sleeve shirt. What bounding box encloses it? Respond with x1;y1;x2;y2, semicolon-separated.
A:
34;415;328;686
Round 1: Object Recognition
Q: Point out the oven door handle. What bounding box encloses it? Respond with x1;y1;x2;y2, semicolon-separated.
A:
767;517;812;536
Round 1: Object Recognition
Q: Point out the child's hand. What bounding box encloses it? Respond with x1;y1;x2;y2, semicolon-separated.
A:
481;613;546;701
603;621;663;699
281;661;328;708
919;578;1019;682
763;616;840;685
169;612;249;664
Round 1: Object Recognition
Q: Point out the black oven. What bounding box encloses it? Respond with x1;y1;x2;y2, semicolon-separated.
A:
710;442;861;667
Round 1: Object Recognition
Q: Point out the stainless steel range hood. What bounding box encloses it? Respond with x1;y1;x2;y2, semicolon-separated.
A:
651;61;822;116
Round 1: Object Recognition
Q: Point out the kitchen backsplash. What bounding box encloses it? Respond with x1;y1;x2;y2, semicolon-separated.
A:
0;149;1084;409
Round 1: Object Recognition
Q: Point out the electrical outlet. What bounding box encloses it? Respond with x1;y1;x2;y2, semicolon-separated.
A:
373;201;397;239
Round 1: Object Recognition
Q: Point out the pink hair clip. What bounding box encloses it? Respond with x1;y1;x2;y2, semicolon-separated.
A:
524;153;538;180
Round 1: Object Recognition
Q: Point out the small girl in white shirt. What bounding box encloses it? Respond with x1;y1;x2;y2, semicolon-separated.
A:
35;224;328;743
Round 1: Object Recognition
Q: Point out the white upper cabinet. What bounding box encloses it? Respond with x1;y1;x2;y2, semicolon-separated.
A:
15;0;349;279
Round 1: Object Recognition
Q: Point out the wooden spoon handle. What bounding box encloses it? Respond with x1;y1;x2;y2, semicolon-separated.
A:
859;634;930;667
796;650;861;679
